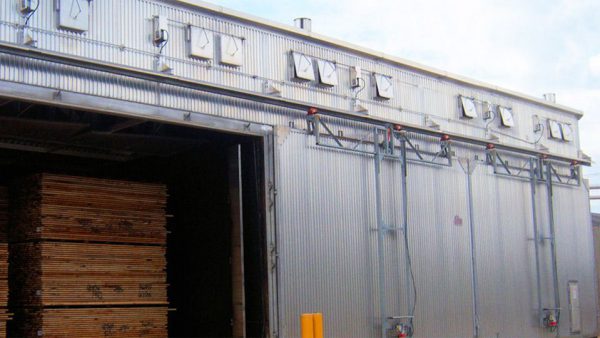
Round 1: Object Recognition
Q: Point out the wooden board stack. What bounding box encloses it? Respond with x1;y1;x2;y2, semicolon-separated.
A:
13;307;167;338
10;174;168;338
0;187;10;338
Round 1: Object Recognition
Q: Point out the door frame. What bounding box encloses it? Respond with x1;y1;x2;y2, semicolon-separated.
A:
0;80;280;337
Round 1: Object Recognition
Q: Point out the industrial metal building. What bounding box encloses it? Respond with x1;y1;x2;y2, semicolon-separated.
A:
0;0;596;337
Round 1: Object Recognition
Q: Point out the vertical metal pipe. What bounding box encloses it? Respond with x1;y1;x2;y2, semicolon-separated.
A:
464;160;480;338
400;139;412;318
545;161;561;330
374;129;387;338
529;158;543;327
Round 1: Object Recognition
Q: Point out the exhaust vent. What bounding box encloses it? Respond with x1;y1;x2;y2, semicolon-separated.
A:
294;18;312;32
543;93;556;103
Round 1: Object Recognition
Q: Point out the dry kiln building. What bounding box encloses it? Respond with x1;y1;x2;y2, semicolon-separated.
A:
0;0;596;337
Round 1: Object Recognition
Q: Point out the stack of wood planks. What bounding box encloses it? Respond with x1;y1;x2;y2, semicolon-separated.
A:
14;307;167;338
10;174;168;337
0;187;10;337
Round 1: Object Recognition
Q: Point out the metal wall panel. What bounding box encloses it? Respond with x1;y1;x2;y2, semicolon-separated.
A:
0;1;595;337
470;165;542;337
406;160;474;338
0;0;582;159
276;130;595;337
276;130;378;337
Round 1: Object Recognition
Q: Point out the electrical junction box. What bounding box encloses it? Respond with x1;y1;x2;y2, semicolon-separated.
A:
57;0;89;32
20;0;36;15
482;102;494;120
350;66;362;88
153;15;168;45
568;281;581;334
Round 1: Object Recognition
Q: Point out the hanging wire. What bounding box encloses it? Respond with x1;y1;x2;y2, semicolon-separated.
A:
352;77;366;100
484;110;496;129
533;124;545;144
158;30;170;55
404;219;417;332
23;0;40;27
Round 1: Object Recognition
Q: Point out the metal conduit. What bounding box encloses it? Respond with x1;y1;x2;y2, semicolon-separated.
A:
545;161;561;334
373;131;387;338
399;139;415;326
529;158;544;327
460;159;480;338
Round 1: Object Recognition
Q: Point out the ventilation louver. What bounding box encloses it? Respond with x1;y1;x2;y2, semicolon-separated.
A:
374;74;393;99
316;60;337;87
498;106;514;127
188;26;214;60
460;96;477;118
220;35;243;66
292;52;315;81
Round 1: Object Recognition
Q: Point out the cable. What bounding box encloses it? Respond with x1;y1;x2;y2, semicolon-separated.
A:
24;0;40;27
485;110;496;129
404;213;417;332
533;124;545;144
353;77;366;100
158;30;170;55
488;122;545;146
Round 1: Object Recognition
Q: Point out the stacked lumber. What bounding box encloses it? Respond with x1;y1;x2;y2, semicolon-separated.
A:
9;174;168;338
13;307;167;338
11;242;167;306
0;187;10;336
10;174;167;244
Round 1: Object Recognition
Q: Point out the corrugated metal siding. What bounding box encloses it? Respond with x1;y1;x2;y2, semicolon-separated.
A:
0;0;581;159
553;184;597;335
276;130;377;337
0;1;595;337
276;130;595;337
406;161;474;338
470;166;542;337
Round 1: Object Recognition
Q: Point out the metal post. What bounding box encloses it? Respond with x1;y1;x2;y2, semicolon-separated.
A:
463;159;480;338
374;129;387;338
399;138;412;321
529;158;543;327
545;161;561;333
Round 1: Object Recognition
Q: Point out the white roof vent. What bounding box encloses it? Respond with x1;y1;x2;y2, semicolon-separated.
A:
294;18;312;32
543;93;556;103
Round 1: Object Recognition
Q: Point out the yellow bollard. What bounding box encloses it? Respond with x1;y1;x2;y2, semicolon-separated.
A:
301;313;315;338
313;313;324;338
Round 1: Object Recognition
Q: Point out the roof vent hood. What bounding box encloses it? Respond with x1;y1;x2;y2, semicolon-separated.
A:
294;18;312;32
543;93;556;103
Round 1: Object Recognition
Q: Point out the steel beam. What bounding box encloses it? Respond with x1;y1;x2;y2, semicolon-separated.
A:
461;159;480;338
545;161;561;333
373;130;387;338
529;158;544;327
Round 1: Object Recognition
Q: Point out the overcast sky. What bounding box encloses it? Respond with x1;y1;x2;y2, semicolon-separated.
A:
204;0;600;210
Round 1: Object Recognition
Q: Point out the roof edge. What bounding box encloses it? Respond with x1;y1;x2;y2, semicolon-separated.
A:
169;0;583;118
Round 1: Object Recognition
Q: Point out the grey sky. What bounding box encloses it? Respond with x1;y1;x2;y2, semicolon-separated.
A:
204;0;600;210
